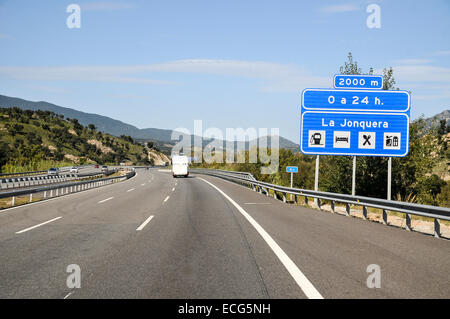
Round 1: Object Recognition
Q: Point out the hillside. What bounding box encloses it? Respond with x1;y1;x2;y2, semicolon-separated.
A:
0;94;176;141
0;94;300;152
0;95;176;141
0;107;161;172
423;109;450;132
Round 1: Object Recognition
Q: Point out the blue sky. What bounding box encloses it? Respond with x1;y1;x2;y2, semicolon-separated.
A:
0;0;449;142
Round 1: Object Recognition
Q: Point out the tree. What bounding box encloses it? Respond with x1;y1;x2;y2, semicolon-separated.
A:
320;52;363;194
339;52;362;75
437;119;447;136
320;53;405;198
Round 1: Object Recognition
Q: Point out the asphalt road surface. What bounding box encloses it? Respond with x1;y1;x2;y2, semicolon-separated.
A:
0;168;448;299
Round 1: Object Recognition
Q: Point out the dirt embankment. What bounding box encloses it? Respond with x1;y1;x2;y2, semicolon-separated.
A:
87;139;113;154
148;150;170;165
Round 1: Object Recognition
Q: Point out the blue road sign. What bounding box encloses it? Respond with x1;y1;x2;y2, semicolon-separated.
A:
300;111;410;157
302;89;410;113
286;166;298;173
334;75;383;90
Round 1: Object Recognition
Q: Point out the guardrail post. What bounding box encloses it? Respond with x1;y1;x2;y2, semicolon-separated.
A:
56;189;59;196
265;188;269;197
294;194;298;204
43;191;47;199
405;214;411;231
382;209;388;225
282;193;287;203
331;201;335;213
304;196;308;206
362;206;367;220
345;203;350;216
11;196;15;206
50;189;53;197
434;219;441;238
29;193;32;203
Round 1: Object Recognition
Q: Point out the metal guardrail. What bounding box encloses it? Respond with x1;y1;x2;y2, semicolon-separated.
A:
191;168;450;239
0;170;136;208
0;171;106;191
0;164;95;178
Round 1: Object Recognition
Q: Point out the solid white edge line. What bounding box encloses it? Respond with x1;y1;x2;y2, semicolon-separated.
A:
16;216;62;234
163;196;170;202
63;291;74;299
136;215;154;231
198;177;324;299
98;197;114;204
172;187;175;191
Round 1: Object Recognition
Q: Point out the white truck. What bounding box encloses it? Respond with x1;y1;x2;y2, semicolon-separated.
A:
172;155;189;178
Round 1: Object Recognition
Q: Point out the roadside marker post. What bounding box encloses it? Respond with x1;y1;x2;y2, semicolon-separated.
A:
286;166;299;201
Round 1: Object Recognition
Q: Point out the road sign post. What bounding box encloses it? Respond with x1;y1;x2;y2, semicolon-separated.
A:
290;172;293;188
286;166;298;201
387;157;392;200
352;156;356;196
314;156;319;206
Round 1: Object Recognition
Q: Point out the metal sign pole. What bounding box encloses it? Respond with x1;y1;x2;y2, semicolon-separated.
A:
387;157;392;200
290;172;294;202
352;156;356;196
290;172;293;189
314;155;319;205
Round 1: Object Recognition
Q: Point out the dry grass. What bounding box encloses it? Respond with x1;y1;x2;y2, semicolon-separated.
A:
0;193;43;209
249;186;450;238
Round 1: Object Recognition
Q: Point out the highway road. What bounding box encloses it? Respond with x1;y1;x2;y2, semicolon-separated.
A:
0;168;449;299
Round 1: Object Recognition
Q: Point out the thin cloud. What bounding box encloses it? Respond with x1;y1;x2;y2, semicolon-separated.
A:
393;59;432;65
320;4;359;13
435;50;450;56
25;85;69;94
375;62;450;101
393;65;450;83
80;2;135;11
0;33;10;39
0;65;174;85
0;59;330;92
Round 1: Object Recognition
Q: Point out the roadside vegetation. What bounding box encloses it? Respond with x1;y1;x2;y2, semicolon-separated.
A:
0;107;155;173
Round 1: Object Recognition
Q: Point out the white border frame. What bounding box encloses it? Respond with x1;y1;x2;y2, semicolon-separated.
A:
300;111;410;157
301;88;411;113
333;74;384;90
